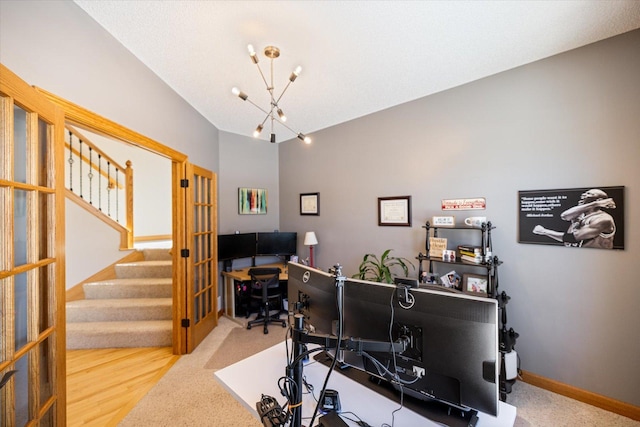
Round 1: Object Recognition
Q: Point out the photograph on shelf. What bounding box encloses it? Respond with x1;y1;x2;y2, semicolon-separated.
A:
378;195;412;226
420;272;440;285
440;270;461;290
463;273;488;296
300;192;320;215
238;187;267;215
518;186;624;250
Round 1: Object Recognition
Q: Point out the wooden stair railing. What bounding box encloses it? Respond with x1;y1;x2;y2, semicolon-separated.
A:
65;124;134;249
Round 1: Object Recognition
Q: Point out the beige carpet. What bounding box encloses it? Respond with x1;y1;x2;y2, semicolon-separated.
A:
118;316;263;427
204;323;287;370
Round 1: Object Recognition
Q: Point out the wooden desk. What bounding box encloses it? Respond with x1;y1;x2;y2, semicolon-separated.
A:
221;262;288;318
215;341;517;427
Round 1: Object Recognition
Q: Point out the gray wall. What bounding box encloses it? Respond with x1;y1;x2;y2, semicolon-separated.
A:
1;0;219;284
280;30;640;406
218;131;280;234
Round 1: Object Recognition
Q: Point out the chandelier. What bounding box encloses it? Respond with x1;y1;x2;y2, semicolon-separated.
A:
232;44;311;144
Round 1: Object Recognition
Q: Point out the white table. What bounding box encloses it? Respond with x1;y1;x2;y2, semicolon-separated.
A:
215;341;516;427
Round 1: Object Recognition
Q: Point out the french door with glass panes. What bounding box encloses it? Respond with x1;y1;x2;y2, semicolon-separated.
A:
184;163;218;352
1;64;66;425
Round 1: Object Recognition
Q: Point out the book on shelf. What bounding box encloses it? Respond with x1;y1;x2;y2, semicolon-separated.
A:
460;254;483;264
457;244;483;254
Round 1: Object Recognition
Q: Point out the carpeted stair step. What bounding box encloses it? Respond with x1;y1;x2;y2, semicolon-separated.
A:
116;260;172;279
83;278;172;299
66;298;172;322
66;320;172;349
142;248;173;261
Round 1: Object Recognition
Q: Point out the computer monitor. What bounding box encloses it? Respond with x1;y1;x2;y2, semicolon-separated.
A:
341;278;500;416
256;232;297;257
217;233;257;261
287;262;339;336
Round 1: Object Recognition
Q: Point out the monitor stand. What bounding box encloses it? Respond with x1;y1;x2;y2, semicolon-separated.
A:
313;352;479;427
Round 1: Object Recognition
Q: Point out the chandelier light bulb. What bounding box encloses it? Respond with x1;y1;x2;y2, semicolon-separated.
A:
277;108;287;122
232;87;248;100
253;124;263;138
290;65;302;82
247;44;258;64
298;133;311;144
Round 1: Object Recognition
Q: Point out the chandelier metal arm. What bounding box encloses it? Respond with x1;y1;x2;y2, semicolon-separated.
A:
235;44;311;144
274;80;293;106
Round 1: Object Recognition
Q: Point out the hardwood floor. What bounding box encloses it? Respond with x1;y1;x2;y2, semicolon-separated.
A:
66;347;180;426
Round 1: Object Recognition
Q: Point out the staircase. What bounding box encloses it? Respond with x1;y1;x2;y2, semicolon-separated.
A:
66;249;173;349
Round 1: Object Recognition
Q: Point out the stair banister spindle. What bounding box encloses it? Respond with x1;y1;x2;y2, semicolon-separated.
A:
79;139;83;198
98;154;102;211
88;146;94;205
107;161;111;217
115;168;120;222
68;130;74;191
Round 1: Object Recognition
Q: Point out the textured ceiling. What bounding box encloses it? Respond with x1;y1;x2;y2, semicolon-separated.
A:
74;0;640;143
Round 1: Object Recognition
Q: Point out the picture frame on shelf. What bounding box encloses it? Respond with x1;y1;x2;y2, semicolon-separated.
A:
300;192;320;216
432;215;455;227
440;270;461;290
378;195;412;226
463;273;488;296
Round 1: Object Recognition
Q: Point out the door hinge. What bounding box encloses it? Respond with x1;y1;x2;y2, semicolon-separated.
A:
180;179;189;188
181;318;190;328
181;248;190;258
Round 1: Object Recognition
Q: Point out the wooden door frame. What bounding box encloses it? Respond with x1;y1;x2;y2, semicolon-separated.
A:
36;88;193;355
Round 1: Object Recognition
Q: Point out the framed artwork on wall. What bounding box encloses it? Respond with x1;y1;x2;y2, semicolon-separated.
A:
300;192;320;216
238;187;267;215
378;196;412;226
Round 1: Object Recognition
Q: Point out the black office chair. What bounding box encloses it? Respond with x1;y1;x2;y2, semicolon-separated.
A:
246;267;287;334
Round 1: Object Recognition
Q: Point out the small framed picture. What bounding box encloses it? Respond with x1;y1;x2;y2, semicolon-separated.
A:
378;196;412;226
463;273;488;296
432;216;455;227
440;270;461;290
300;192;320;215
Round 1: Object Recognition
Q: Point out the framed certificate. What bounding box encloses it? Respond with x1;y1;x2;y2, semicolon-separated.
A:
300;192;320;215
378;196;412;227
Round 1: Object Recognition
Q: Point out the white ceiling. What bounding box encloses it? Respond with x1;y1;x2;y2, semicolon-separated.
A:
74;1;640;143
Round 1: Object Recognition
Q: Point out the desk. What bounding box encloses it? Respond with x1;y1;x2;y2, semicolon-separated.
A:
215;341;516;427
221;263;288;318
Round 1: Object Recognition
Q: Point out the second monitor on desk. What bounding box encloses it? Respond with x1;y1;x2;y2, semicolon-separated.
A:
218;231;297;271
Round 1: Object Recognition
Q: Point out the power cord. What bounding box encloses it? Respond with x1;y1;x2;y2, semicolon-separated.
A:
256;394;287;427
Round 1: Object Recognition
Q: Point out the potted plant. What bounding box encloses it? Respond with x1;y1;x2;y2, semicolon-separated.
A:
353;249;415;283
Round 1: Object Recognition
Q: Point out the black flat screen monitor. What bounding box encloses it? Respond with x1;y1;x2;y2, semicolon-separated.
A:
341;278;499;416
217;233;256;261
287;262;339;336
256;232;297;257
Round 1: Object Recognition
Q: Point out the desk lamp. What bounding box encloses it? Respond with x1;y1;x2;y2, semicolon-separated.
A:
303;231;318;268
